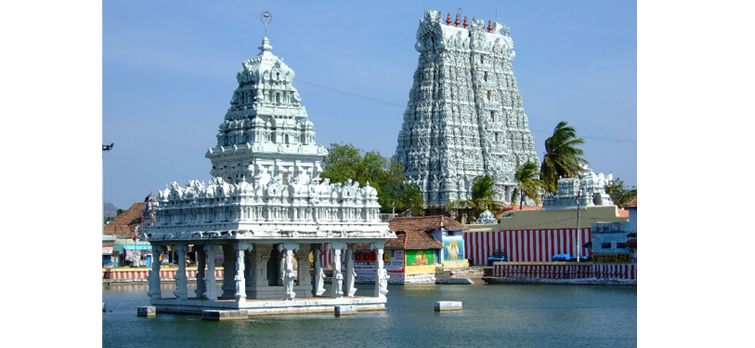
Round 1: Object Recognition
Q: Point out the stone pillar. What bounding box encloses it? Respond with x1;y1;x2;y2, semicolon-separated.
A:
297;244;312;290
203;244;218;300
234;243;252;302
173;244;188;300
372;242;388;297
221;244;235;299
345;245;357;297
313;244;326;296
194;246;206;298
252;244;272;288
279;243;299;301
330;243;346;299
243;245;253;293
148;245;166;300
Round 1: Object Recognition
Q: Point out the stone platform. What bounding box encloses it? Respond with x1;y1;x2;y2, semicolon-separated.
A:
150;295;386;316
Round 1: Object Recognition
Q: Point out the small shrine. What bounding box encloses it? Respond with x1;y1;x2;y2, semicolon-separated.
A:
541;165;615;211
144;13;395;315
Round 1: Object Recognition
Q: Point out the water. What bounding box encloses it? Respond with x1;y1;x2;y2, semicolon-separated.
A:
102;283;636;348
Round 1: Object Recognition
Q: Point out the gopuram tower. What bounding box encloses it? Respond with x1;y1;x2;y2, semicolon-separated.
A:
393;10;540;207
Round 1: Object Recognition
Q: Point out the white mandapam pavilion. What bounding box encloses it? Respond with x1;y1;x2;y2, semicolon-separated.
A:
144;33;395;316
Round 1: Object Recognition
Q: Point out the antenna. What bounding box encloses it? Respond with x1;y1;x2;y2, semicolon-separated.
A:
260;11;272;37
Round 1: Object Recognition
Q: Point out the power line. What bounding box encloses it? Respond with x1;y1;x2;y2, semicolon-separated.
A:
296;79;405;108
530;130;636;144
296;79;636;144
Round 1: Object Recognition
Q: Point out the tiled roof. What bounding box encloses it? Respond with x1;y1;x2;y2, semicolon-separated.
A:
103;203;144;238
385;230;443;250
621;197;637;208
388;215;469;233
500;205;543;213
385;216;452;250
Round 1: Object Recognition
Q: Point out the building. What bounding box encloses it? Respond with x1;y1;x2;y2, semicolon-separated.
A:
393;10;540;207
380;216;470;284
590;221;632;264
144;34;396;315
621;197;637;262
464;172;628;266
102;202;152;268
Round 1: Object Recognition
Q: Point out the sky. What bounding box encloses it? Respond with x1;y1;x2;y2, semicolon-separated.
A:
101;0;637;210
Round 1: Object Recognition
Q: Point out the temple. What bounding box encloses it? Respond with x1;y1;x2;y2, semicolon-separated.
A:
393;10;540;207
144;33;395;315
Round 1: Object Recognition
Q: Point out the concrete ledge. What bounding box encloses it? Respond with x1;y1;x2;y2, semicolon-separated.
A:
202;310;249;321
334;305;358;316
434;301;462;311
137;306;156;317
437;278;474;284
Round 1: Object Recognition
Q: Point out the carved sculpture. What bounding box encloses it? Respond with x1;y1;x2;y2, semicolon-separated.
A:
394;10;540;206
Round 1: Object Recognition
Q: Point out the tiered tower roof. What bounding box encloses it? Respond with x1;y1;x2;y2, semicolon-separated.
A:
394;10;540;206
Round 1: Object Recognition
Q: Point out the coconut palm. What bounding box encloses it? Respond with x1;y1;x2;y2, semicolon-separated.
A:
511;161;545;209
540;121;588;194
445;175;503;222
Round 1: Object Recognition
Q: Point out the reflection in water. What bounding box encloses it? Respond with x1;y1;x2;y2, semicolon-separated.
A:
103;283;636;348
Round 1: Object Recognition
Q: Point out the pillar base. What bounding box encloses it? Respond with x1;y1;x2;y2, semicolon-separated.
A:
201;310;249;321
137;306;156;317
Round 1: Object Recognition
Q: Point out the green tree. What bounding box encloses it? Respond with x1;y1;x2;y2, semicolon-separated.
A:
320;143;424;215
116;209;125;217
540;121;588;194
511;161;545;209
604;177;637;206
445;175;503;222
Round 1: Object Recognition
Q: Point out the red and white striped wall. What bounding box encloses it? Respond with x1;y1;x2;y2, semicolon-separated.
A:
493;263;637;280
103;268;224;280
463;229;592;265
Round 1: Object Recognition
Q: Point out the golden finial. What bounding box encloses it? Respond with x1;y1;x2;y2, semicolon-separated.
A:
455;14;460;27
488;20;493;33
463;15;468;28
446;13;452;25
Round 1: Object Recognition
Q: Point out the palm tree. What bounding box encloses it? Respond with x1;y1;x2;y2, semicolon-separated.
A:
445;175;503;222
540;121;588;194
511;161;544;209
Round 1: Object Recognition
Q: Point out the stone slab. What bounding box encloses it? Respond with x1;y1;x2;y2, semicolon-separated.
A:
434;301;462;311
137;306;156;317
201;310;249;321
334;305;358;316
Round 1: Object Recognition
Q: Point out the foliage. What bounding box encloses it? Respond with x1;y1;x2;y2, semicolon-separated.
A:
104;217;114;225
540;121;588;194
511;161;545;209
320;143;424;215
445;175;503;222
604;177;637;206
116;209;125;217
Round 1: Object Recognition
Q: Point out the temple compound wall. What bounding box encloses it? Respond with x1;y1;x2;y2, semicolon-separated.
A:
144;36;395;314
393;10;540;206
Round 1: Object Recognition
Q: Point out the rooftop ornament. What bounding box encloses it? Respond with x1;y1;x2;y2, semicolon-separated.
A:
260;11;272;36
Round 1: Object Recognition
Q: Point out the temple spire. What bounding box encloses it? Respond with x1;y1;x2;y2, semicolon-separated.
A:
259;11;273;52
258;37;273;52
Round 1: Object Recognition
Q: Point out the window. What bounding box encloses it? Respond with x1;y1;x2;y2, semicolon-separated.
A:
601;242;611;249
617;243;627;249
487;91;491;100
484;71;488;81
491;111;495;121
